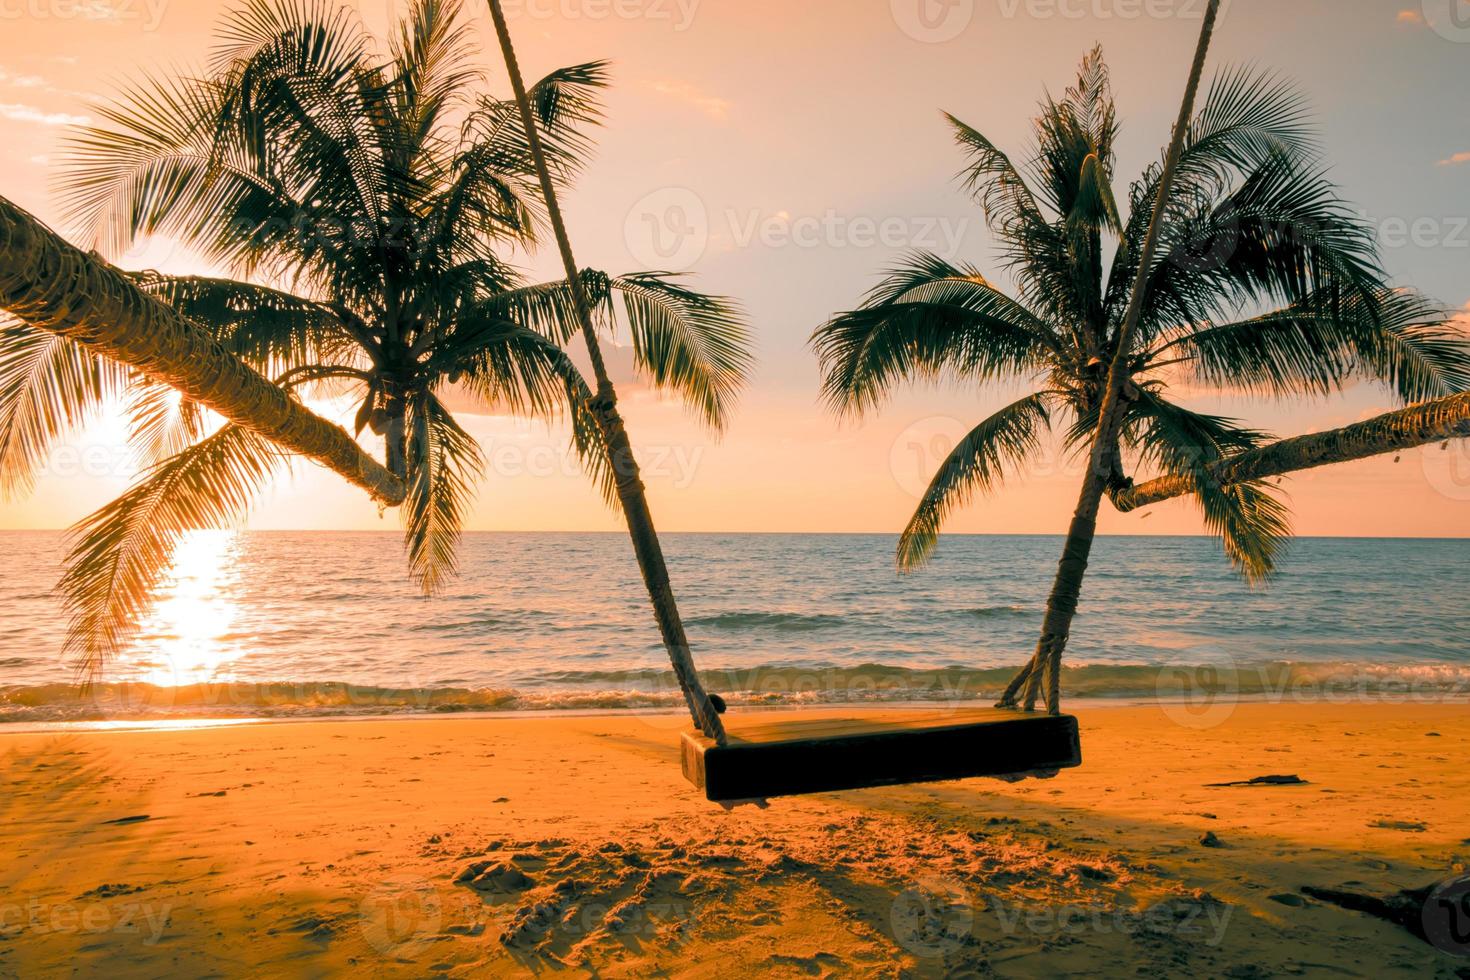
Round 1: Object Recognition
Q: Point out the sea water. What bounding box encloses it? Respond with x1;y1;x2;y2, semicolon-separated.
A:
1;531;1466;723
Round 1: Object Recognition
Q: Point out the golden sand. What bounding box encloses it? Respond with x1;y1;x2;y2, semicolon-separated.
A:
1;702;1466;977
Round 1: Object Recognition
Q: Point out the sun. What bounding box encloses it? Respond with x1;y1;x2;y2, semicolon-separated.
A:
128;529;244;687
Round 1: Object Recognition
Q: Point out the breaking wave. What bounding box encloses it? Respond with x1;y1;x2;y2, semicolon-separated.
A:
4;660;1467;727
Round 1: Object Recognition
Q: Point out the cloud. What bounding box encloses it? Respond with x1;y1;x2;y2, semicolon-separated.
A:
1438;151;1470;167
0;103;91;127
646;80;731;121
1397;9;1424;23
0;68;47;89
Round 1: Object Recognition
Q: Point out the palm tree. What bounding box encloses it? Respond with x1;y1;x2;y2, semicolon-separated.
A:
0;195;404;507
1113;389;1470;511
813;48;1470;709
0;0;750;675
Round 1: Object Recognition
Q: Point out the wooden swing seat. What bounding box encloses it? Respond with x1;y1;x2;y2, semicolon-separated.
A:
680;707;1082;801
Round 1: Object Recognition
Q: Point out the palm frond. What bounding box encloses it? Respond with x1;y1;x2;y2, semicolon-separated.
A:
129;273;357;373
945;113;1090;328
1105;66;1316;327
388;0;482;161
1129;150;1386;349
897;393;1051;571
470;277;588;343
813;252;1054;417
1198;477;1293;585
469;269;752;430
1184;65;1315;179
441;318;584;417
1031;45;1118;219
215;0;391;240
125;383;207;468
439;314;615;504
601;272;751;430
0;320;130;498
459;61;609;189
1160;288;1470;402
402;393;482;594
440;61;609;250
59;423;283;677
1071;151;1122;237
58;70;284;259
1126;391;1287;582
946;114;1052;233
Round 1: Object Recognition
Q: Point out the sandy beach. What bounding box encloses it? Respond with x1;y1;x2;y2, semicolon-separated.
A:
1;701;1465;977
3;1;1469;978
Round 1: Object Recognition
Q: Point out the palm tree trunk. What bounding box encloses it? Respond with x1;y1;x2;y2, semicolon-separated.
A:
1110;391;1470;512
0;195;405;506
1002;0;1222;714
382;389;409;478
1008;458;1114;712
486;0;726;743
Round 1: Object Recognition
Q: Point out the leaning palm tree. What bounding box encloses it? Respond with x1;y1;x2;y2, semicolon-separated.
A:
813;47;1470;709
0;194;404;507
1114;388;1470;511
0;0;750;679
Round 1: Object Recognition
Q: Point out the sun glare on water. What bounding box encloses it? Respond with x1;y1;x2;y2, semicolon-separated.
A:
127;529;245;686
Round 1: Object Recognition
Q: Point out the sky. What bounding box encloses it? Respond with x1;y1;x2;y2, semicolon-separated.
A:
0;0;1468;537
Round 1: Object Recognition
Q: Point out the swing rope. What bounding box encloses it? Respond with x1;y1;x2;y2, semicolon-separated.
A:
488;0;1221;734
485;0;727;743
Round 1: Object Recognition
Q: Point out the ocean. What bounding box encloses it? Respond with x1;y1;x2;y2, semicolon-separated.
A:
1;531;1467;724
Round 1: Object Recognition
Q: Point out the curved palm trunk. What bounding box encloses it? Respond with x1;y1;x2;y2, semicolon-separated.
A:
0;195;405;506
1002;0;1222;714
1111;391;1470;512
486;0;726;743
1001;447;1115;712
